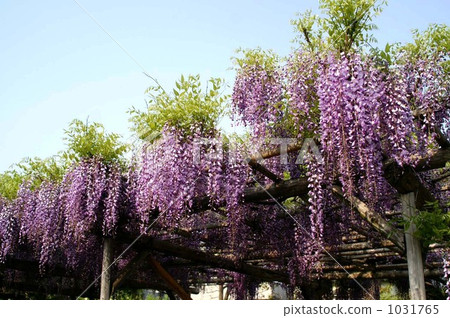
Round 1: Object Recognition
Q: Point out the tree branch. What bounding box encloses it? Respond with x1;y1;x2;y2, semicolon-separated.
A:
331;186;405;253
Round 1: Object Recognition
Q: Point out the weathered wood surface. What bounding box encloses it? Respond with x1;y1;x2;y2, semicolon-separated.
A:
401;192;426;300
332;186;405;253
148;255;192;300
111;250;151;295
135;238;290;284
100;238;113;300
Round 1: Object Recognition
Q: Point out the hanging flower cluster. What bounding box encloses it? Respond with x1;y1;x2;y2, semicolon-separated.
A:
404;57;449;133
20;181;63;269
232;64;284;138
318;53;393;207
133;125;251;246
0;157;123;271
0;196;19;262
134;126;207;229
231;50;449;288
285;51;320;138
443;251;450;300
62;157;122;239
380;68;419;165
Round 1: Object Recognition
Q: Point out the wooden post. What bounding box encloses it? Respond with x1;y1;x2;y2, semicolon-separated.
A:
401;192;426;300
218;284;224;300
148;255;192;300
224;285;230;300
331;280;338;300
100;237;113;300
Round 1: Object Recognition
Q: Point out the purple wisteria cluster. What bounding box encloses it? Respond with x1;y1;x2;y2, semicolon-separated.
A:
317;53;393;209
443;251;450;300
232;64;284;138
0;48;448;298
62;157;122;240
132;125;251;247
404;57;450;144
233;50;449;203
0;157;123;273
133;126;206;229
286;51;320;138
0;196;19;262
0;123;262;293
231;50;449;287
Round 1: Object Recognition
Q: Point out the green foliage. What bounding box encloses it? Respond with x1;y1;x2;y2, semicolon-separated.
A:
16;156;67;184
111;289;145;300
0;169;23;200
0;156;66;200
145;293;169;300
291;0;387;53
403;24;450;58
232;47;280;71
111;289;169;300
400;24;450;72
129;75;227;141
320;0;386;52
370;42;400;69
0;120;126;200
380;282;408;300
291;10;324;52
283;171;291;181
373;24;450;70
62;119;128;163
407;201;450;248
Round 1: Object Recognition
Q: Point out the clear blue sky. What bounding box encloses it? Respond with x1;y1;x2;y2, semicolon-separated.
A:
0;0;449;172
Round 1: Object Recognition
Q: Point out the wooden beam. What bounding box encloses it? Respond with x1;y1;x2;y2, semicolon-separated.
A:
137;238;290;284
191;147;449;211
432;170;450;182
401;192;426;300
332;186;405;253
384;165;436;210
244;177;309;203
414;148;450;172
192;177;309;210
248;159;282;182
434;128;450;148
250;139;449;171
111;250;151;295
318;268;442;280
148;255;192;300
249;143;303;161
332;240;396;252
100;237;113;300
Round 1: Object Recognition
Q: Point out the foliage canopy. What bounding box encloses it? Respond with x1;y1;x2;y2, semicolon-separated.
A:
128;75;227;142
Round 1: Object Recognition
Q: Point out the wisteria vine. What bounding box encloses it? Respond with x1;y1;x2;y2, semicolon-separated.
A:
0;48;448;299
232;49;449;291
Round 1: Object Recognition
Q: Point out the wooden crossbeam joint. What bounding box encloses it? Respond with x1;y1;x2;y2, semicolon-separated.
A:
331;186;405;254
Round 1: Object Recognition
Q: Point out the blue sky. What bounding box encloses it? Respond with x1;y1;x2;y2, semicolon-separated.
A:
0;0;449;172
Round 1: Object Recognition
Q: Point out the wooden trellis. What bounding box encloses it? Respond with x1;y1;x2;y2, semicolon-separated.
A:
0;146;448;300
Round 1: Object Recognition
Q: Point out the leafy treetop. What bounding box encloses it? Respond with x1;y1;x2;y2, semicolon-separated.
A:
0;156;66;200
231;47;280;72
128;74;227;142
291;0;387;53
62;119;128;164
0;119;127;200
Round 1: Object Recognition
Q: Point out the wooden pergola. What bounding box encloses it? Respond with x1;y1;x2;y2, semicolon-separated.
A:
0;145;448;300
